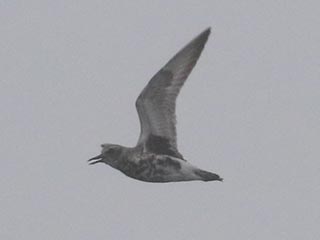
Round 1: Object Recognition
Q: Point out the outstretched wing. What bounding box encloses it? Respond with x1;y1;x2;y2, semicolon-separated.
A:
135;28;211;159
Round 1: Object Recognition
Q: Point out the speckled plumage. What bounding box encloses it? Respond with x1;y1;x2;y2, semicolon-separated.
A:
88;28;222;183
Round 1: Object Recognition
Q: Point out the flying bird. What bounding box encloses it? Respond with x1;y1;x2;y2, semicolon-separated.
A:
89;28;222;183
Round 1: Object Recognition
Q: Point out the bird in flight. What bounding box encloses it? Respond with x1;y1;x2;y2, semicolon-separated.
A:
89;28;222;183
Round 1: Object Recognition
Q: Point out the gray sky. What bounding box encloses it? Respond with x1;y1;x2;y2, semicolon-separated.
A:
1;1;320;239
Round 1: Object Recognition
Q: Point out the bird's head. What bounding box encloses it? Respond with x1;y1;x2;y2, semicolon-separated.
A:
88;144;122;165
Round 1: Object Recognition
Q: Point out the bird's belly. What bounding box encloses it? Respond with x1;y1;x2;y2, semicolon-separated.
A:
121;155;202;183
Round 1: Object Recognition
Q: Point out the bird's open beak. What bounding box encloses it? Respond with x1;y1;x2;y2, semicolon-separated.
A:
88;154;103;165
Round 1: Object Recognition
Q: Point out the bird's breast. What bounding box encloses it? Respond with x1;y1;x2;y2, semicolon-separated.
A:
118;154;198;182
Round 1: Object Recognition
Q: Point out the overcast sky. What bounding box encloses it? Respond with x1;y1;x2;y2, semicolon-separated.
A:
1;1;320;239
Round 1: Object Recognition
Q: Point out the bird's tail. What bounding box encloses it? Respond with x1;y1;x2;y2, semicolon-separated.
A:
194;169;223;182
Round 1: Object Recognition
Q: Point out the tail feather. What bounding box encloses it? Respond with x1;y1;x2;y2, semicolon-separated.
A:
194;169;223;182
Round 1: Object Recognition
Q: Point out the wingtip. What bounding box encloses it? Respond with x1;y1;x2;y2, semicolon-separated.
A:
202;27;211;36
193;27;211;44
